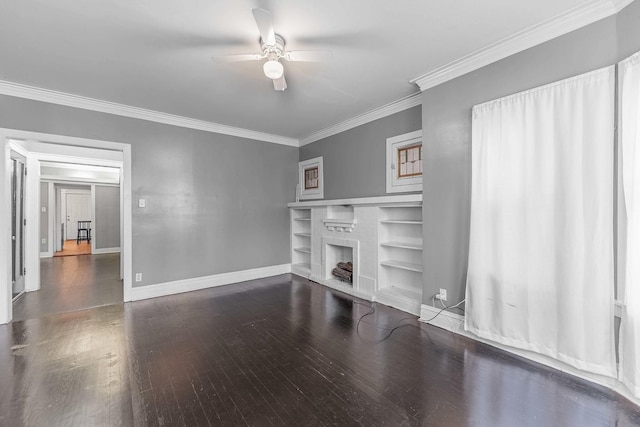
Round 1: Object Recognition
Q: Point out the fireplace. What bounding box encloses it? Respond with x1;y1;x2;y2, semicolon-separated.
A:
322;237;359;289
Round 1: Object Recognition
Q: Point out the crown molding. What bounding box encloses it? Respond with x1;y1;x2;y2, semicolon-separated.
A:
612;0;635;12
410;0;622;92
0;80;299;147
299;92;422;146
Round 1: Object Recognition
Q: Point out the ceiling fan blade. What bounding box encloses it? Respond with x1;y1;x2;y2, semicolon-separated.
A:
252;8;276;46
283;50;332;62
273;75;287;91
212;53;262;63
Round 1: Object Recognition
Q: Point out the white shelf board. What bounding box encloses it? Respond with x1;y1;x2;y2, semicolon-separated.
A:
294;247;311;254
294;233;311;237
294;217;311;221
380;241;423;251
380;260;423;273
380;220;423;225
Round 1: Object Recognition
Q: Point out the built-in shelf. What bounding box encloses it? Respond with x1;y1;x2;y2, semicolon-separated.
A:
380;241;423;251
378;203;424;313
292;208;312;274
380;260;423;273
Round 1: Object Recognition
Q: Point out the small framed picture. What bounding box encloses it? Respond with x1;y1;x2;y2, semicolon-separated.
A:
299;156;324;199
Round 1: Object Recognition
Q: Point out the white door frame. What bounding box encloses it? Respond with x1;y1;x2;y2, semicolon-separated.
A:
9;149;27;300
61;188;92;241
0;128;132;324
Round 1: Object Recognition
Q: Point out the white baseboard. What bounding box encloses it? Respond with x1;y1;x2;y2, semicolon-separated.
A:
40;252;53;258
131;263;292;301
419;304;640;407
374;289;421;316
92;247;121;255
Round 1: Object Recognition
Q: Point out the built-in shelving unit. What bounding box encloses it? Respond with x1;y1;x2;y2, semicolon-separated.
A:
377;204;423;314
291;208;312;276
288;195;423;315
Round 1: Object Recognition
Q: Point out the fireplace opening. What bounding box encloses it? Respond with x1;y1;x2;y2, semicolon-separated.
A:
324;241;357;288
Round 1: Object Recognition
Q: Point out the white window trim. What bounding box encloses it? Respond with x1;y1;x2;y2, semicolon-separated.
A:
298;156;324;200
386;130;423;193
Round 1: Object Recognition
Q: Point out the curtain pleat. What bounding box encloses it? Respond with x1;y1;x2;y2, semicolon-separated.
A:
465;66;616;377
620;51;640;398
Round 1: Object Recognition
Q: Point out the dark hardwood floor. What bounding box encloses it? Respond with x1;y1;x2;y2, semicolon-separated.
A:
1;273;639;426
12;253;122;321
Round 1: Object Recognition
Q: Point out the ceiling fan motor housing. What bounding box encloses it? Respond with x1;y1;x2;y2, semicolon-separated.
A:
261;34;286;59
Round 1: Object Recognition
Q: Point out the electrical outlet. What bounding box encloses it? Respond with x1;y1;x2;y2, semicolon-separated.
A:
138;199;146;208
41;238;46;244
41;207;47;213
435;288;447;301
135;273;142;282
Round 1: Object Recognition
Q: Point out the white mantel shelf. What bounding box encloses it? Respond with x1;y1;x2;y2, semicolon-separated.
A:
288;194;421;208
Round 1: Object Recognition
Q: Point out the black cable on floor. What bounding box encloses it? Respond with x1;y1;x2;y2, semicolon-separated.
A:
353;299;466;343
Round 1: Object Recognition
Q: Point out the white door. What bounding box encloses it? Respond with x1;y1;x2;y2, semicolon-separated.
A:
65;193;91;241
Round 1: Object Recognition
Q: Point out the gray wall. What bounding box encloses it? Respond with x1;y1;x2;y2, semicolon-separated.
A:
39;182;48;253
617;0;640;60
422;5;640;306
299;106;422;199
94;185;120;250
0;96;298;287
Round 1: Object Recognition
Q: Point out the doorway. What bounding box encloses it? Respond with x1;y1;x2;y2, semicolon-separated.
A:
0;129;133;325
64;191;91;241
10;151;26;301
58;188;92;256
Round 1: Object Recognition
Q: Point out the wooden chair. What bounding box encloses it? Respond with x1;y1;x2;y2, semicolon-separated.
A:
77;220;91;244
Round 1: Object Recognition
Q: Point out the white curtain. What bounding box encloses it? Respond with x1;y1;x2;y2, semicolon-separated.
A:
620;51;640;397
465;66;616;377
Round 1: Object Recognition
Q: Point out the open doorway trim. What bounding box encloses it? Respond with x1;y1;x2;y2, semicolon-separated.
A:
0;128;132;324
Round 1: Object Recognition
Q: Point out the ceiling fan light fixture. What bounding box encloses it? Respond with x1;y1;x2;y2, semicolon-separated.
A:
263;59;284;80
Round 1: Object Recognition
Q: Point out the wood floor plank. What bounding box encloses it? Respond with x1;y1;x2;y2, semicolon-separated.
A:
2;273;640;426
12;254;123;322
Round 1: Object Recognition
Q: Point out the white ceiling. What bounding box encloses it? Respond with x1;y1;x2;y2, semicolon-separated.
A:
0;0;612;140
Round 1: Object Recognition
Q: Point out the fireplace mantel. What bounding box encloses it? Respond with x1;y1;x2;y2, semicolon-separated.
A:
288;194;421;208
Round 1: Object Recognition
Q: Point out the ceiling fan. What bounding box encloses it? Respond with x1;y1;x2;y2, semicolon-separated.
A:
213;8;331;91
